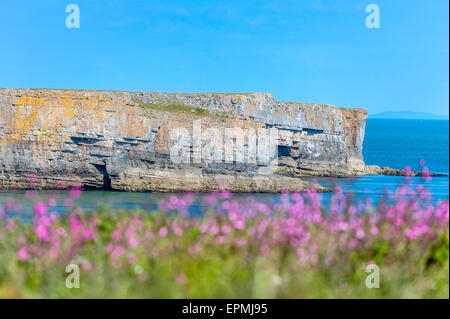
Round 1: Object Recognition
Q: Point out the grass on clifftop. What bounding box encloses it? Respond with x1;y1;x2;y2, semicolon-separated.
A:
132;98;210;116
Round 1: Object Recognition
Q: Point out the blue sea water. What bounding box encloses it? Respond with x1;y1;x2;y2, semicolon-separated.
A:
363;119;449;174
1;119;449;214
303;119;449;203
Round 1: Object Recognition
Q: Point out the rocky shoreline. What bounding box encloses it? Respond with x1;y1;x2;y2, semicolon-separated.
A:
362;165;447;177
277;163;447;178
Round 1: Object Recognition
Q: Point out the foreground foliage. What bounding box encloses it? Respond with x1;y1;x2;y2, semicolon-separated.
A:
0;184;448;298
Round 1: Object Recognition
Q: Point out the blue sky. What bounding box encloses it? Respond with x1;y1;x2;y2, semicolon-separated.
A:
0;0;448;115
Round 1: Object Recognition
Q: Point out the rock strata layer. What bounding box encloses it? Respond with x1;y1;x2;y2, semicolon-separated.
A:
1;88;371;192
361;165;446;177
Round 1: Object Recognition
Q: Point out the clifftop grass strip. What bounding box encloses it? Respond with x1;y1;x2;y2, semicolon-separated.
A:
132;98;210;117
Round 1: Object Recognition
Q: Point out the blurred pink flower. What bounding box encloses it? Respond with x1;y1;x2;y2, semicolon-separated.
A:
111;230;122;242
111;245;126;260
421;166;432;182
356;229;365;239
233;219;245;230
35;224;50;242
69;215;82;234
209;225;219;236
69;187;82;200
33;202;47;217
48;247;59;259
82;229;95;241
204;192;218;205
158;226;168;237
404;165;412;177
215;235;226;244
128;236;139;248
221;224;232;234
199;224;208;233
17;247;28;261
370;226;379;236
175;273;188;285
219;190;232;199
81;260;92;271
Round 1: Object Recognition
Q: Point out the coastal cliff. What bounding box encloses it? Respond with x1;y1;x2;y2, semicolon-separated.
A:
0;88;370;192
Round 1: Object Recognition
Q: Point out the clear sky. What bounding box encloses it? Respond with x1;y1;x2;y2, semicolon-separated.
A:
0;0;448;115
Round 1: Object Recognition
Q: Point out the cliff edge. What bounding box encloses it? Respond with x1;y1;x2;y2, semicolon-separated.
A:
0;88;370;192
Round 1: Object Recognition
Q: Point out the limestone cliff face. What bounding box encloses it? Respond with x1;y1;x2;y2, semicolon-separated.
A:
0;88;368;192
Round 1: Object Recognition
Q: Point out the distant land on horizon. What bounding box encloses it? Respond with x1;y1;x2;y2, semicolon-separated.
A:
369;111;449;120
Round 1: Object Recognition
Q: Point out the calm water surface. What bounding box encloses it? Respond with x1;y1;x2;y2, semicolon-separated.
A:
1;119;448;214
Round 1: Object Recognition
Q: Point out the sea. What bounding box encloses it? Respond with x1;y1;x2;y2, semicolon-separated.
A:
304;119;449;203
1;119;448;214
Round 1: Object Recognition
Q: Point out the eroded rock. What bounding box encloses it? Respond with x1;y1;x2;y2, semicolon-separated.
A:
0;88;371;192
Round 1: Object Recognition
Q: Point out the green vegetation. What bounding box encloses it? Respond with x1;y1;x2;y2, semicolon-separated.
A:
0;188;448;298
132;98;210;116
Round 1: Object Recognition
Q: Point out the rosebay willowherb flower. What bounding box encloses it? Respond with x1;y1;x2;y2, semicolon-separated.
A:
0;173;448;298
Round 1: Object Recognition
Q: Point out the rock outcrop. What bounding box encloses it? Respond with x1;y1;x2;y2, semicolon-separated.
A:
0;88;370;192
361;165;446;177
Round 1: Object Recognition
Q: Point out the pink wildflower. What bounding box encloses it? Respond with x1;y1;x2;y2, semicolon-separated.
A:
69;186;82;200
158;226;168;237
111;230;122;242
35;224;50;241
17;247;29;261
175;273;188;285
33;202;47;217
81;260;92;271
